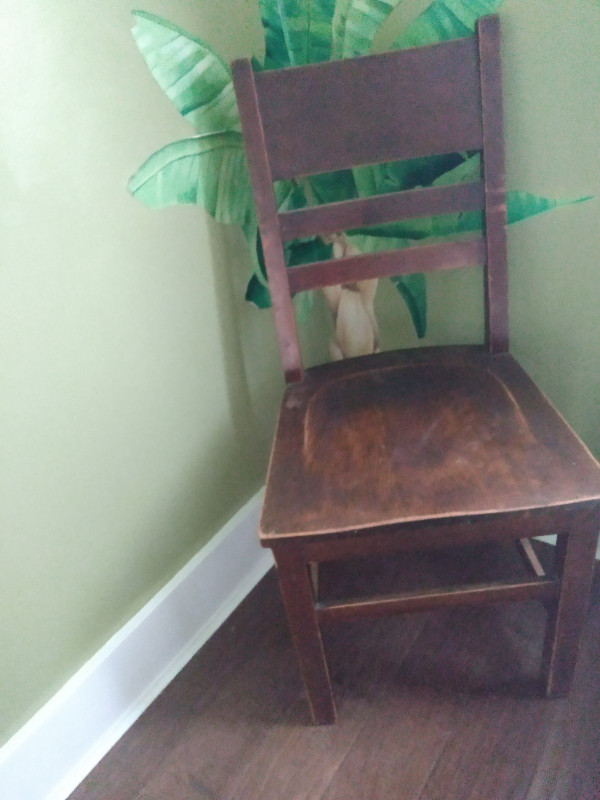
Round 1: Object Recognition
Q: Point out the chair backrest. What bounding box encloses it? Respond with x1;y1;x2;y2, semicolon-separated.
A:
232;15;507;383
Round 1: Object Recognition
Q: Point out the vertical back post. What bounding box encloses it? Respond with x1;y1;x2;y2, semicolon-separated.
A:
232;59;303;383
477;15;509;354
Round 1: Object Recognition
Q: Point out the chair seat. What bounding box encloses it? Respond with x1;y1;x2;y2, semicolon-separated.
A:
260;346;600;539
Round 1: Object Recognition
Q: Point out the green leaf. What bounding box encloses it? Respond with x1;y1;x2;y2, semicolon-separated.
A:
243;190;594;315
245;226;272;307
352;153;473;220
506;192;593;225
128;132;253;225
307;170;358;204
245;234;334;313
307;0;338;62
345;0;405;56
383;152;476;192
260;0;293;68
294;290;316;323
285;237;334;266
392;0;504;49
332;0;353;59
131;11;238;134
350;154;481;237
391;273;427;338
334;0;405;58
275;179;308;212
431;153;481;186
352;165;379;198
246;272;272;308
428;189;593;238
261;0;336;67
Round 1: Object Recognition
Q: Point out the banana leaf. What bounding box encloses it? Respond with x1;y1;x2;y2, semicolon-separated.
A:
333;0;405;59
347;152;479;237
260;0;337;68
244;224;272;308
379;152;475;192
131;11;239;134
307;170;358;204
352;152;471;217
426;189;594;239
349;190;593;241
353;164;379;198
260;0;293;68
286;237;334;266
246;274;272;308
331;0;352;59
245;179;308;309
349;155;594;239
128;132;253;226
391;0;504;49
293;290;317;323
245;234;333;309
275;179;309;212
245;259;272;306
391;273;427;338
506;192;593;225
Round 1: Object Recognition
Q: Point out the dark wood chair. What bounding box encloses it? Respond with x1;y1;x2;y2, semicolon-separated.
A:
231;15;600;724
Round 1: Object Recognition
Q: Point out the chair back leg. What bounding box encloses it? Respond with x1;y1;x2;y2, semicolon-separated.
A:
543;511;600;697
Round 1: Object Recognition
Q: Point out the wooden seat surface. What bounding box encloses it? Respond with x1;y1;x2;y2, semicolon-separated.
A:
260;346;600;539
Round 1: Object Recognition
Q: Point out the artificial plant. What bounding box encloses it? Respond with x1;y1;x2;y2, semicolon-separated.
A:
129;0;589;357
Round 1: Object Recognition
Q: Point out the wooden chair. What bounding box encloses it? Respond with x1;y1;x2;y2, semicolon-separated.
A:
231;15;600;724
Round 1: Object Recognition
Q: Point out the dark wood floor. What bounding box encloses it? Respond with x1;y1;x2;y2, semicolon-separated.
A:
70;541;600;800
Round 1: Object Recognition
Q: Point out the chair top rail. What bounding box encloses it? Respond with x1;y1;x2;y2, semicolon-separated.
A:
251;36;483;181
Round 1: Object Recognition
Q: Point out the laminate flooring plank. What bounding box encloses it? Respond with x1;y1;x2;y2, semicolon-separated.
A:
417;693;555;800
409;576;599;800
319;690;455;800
68;545;599;800
136;562;432;800
228;606;432;799
131;588;309;799
69;572;288;800
383;578;556;800
225;696;371;800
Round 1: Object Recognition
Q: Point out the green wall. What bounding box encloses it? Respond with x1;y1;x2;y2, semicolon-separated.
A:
0;0;598;747
0;0;284;745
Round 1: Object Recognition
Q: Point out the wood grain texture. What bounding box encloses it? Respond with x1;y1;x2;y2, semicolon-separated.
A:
69;546;600;800
232;15;600;729
260;348;600;537
543;515;600;697
287;238;486;293
478;14;509;353
231;59;303;383
252;37;483;180
278;182;485;241
315;577;558;626
273;549;336;724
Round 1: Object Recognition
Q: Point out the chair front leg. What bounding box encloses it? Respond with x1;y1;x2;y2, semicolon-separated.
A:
543;508;600;697
272;546;336;724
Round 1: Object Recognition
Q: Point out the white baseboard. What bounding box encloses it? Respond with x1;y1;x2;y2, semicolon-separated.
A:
1;500;596;800
0;490;272;800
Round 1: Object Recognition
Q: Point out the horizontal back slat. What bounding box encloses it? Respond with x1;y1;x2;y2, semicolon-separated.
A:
253;37;483;180
287;238;486;294
278;182;485;241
